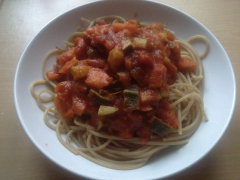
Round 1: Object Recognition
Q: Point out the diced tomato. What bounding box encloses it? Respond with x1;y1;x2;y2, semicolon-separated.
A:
134;50;153;68
58;58;78;74
85;68;112;89
74;37;87;59
158;99;171;110
165;61;177;75
46;71;61;81
164;61;177;82
124;57;133;70
130;67;147;86
54;93;74;120
112;22;137;33
74;37;85;47
157;99;178;129
151;49;163;63
160;110;178;129
57;48;77;66
72;82;88;94
55;81;87;120
86;24;116;50
169;41;181;62
177;58;197;73
79;59;105;68
148;63;168;89
47;20;196;140
55;81;73;97
63;108;75;120
72;96;86;116
113;97;124;109
54;81;74;119
140;89;160;103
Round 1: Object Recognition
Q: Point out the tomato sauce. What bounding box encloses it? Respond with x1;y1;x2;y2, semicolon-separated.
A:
47;20;197;140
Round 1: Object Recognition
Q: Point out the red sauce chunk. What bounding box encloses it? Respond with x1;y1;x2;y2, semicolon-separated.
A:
47;19;197;141
85;68;113;89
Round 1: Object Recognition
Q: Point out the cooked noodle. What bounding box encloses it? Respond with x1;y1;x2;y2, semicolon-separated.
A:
30;16;209;170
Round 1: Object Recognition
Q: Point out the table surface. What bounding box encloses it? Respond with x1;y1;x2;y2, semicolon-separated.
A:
1;0;239;179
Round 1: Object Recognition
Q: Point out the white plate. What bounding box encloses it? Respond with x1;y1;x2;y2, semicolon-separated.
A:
14;0;236;179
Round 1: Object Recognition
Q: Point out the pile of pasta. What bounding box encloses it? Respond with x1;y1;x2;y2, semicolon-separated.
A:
31;16;209;170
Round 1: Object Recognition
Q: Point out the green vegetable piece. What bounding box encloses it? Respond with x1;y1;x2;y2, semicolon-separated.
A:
123;88;139;109
117;72;127;77
87;48;94;55
98;105;119;116
122;40;133;54
90;89;111;105
150;116;169;135
132;37;147;49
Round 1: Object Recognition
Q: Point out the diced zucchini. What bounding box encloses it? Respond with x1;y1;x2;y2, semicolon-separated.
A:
107;48;124;71
132;37;148;49
87;48;94;55
90;89;111;105
123;88;139;109
122;40;133;54
98;105;119;116
71;65;91;80
150;116;169;135
117;72;127;77
163;57;171;63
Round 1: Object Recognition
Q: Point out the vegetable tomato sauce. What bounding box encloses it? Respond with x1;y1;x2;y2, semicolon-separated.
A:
47;20;197;140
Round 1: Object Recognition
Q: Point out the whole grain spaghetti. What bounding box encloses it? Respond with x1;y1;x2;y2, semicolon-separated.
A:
30;16;209;170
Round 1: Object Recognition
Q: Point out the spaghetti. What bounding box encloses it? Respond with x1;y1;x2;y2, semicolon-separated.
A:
30;16;209;170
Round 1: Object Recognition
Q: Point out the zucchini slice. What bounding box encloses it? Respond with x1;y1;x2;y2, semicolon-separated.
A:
98;105;119;116
123;88;139;109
